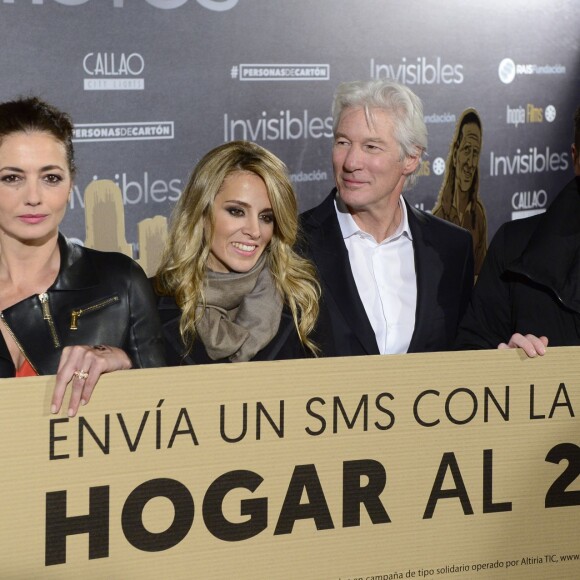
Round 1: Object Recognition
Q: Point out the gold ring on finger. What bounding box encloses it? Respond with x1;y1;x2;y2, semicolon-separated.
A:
73;369;89;381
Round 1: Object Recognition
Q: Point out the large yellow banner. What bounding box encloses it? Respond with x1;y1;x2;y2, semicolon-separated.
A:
1;349;579;579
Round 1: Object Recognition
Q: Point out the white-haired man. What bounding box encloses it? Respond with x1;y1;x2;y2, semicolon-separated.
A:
300;80;474;356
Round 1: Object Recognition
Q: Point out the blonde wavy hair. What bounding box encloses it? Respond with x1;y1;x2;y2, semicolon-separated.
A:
155;140;321;355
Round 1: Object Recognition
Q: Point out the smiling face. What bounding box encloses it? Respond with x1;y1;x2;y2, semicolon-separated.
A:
332;107;419;215
453;122;481;193
206;171;275;273
0;131;71;246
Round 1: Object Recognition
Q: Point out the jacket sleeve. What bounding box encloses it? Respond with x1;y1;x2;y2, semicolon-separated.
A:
455;224;513;350
125;262;167;368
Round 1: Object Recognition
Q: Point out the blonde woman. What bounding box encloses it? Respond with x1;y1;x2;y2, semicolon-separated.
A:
155;141;332;363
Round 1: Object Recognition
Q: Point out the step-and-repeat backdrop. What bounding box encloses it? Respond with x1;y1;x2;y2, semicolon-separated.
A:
0;0;578;254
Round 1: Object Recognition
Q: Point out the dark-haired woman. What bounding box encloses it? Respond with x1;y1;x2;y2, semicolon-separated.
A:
0;96;165;415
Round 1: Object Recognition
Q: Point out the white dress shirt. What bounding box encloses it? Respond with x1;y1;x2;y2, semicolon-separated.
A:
335;196;417;354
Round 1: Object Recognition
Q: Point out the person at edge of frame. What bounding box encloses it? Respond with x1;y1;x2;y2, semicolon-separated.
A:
0;96;165;417
455;105;580;357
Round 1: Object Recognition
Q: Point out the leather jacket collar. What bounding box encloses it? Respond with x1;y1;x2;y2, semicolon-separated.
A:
52;233;101;291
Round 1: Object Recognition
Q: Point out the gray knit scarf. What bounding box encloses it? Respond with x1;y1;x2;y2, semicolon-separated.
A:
195;254;283;362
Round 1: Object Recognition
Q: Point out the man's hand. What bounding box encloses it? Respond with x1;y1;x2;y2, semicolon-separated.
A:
498;333;549;358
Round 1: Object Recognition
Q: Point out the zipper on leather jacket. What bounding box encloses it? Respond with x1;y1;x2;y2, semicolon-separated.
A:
0;312;39;374
39;293;61;348
70;296;120;331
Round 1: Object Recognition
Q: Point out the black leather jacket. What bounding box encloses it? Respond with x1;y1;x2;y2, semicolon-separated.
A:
0;234;166;377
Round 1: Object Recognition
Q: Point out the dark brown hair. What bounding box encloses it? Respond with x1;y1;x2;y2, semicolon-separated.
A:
0;96;76;176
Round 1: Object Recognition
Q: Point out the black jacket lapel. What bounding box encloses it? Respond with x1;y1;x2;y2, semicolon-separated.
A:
407;201;436;353
301;191;379;355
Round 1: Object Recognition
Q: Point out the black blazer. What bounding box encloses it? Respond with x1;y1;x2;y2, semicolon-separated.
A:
157;295;335;364
299;190;474;356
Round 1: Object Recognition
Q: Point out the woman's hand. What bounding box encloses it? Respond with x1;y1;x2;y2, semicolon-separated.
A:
497;333;549;358
51;345;132;417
